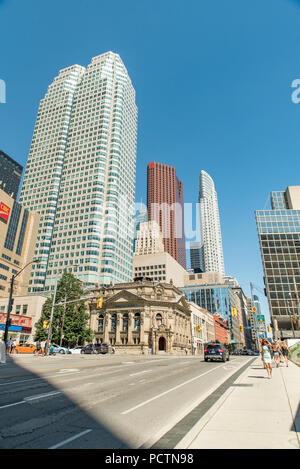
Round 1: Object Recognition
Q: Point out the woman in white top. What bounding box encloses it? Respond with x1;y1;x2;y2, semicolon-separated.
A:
261;338;272;379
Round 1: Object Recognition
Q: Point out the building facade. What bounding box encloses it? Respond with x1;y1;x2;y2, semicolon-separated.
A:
147;162;186;269
188;301;214;355
182;271;246;349
0;150;23;200
0;295;48;342
198;170;225;276
0;189;40;297
255;187;300;339
19;52;138;293
88;279;192;354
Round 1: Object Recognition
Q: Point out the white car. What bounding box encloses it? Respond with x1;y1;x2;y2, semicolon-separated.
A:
69;346;84;354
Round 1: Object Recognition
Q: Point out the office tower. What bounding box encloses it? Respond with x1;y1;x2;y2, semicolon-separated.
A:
189;241;202;273
134;221;164;256
147;162;186;268
255;186;300;340
19;52;138;292
133;208;148;250
0;189;39;296
0;150;23;200
198;170;225;276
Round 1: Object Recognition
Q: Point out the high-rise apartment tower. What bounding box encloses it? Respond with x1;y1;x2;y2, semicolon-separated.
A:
198;170;225;276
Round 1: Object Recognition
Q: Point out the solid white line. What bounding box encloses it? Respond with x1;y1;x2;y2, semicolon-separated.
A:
48;429;92;449
121;363;225;415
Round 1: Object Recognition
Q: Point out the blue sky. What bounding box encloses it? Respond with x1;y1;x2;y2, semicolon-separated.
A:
1;0;300;321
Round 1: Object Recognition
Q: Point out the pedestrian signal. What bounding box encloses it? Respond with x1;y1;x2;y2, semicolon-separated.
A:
97;297;103;309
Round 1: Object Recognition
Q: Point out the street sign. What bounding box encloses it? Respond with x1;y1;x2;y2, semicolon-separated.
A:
257;314;265;322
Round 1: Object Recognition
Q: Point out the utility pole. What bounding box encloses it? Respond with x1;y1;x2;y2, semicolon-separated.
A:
45;278;58;355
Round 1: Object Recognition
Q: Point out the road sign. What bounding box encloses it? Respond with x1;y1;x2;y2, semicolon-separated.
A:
257;314;265;322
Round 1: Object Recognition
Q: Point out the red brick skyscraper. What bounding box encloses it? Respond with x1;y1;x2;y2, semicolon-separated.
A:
147;162;186;268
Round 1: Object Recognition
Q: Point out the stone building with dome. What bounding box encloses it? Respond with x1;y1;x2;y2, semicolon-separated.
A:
88;279;192;354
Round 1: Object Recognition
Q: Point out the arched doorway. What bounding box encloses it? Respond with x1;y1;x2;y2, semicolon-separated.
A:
158;336;166;352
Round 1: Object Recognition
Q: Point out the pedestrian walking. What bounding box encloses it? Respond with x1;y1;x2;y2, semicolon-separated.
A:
272;341;281;367
11;339;17;354
185;347;188;356
261;338;273;379
280;341;289;367
92;343;95;354
35;339;41;355
7;337;12;354
111;346;116;354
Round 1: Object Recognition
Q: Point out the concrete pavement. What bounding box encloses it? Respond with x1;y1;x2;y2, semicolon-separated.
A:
176;357;300;449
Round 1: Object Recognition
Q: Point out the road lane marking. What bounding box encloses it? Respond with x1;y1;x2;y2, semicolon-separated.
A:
24;391;62;401
48;429;92;449
121;363;226;415
0;391;62;409
129;370;152;377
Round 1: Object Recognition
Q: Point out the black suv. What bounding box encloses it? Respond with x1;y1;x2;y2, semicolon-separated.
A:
204;342;230;362
81;343;109;355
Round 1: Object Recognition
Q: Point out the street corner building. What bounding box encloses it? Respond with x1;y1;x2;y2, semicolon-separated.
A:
88;279;192;354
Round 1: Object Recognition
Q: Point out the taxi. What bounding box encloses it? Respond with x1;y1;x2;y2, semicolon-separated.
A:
14;343;43;354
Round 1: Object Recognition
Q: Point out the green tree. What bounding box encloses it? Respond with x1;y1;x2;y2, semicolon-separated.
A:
34;270;93;347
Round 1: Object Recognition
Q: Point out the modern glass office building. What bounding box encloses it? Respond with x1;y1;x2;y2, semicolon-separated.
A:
255;187;300;339
183;283;231;321
19;52;138;292
0;150;23;200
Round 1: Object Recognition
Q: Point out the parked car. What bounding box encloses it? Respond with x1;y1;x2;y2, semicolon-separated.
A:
69;346;84;354
51;344;71;354
81;343;109;355
204;342;230;362
14;343;43;354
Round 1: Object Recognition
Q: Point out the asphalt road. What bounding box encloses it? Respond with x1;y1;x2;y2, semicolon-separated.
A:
0;353;254;449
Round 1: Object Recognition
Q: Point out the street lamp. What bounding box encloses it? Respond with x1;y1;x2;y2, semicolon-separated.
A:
3;258;40;346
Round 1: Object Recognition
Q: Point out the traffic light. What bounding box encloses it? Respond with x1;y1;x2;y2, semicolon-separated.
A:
239;325;244;332
97;297;103;309
267;325;271;333
42;320;48;329
292;316;297;325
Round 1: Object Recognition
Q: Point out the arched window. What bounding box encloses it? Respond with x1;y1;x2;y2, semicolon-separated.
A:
156;313;162;326
98;314;104;333
111;313;117;332
123;313;128;332
134;312;140;331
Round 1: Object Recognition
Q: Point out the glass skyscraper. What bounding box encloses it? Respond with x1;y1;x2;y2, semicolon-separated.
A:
19;52;138;292
255;187;300;339
199;170;225;275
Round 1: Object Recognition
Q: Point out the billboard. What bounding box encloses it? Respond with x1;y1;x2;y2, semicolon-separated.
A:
0;202;10;222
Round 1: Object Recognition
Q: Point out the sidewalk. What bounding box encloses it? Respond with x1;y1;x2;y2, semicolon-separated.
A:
177;358;300;449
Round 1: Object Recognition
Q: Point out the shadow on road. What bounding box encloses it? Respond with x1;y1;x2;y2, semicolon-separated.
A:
0;356;129;449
